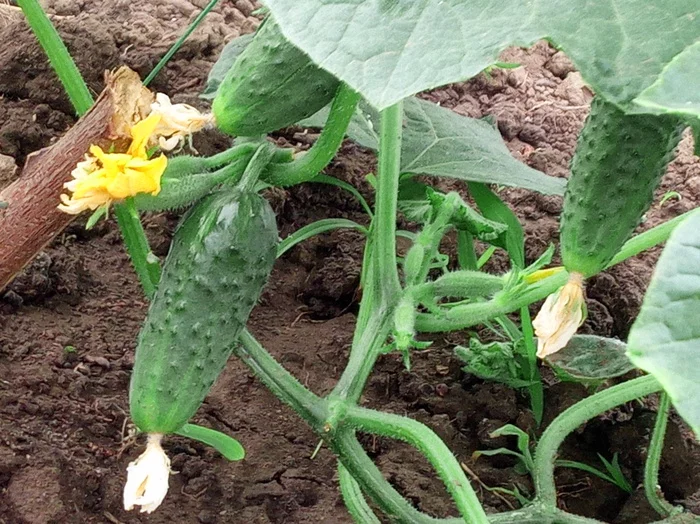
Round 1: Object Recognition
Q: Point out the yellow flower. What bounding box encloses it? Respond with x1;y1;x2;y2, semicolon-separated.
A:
58;114;167;215
532;272;586;359
149;93;213;151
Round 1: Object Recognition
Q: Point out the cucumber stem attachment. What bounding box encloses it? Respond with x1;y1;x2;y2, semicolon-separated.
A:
264;84;361;186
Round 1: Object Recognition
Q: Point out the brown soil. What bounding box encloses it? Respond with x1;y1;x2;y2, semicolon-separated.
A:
1;2;699;524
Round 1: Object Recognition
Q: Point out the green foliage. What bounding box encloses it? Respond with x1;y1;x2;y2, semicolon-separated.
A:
556;453;633;493
175;423;245;461
469;182;525;268
262;0;699;113
635;41;700;118
474;424;535;475
627;212;700;438
304;97;565;194
545;335;635;383
455;338;535;389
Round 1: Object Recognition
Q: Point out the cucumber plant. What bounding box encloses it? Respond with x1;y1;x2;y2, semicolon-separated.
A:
18;0;700;522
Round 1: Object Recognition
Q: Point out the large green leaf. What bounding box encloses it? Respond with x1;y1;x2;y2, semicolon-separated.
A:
302;97;565;195
262;0;700;115
634;42;700;118
627;212;700;437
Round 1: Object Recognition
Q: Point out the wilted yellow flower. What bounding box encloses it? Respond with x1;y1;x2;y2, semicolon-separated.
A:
58;114;167;215
532;272;586;358
149;93;213;151
123;433;171;514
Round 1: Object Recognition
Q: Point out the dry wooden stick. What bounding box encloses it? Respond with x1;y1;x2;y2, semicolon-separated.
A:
0;67;153;291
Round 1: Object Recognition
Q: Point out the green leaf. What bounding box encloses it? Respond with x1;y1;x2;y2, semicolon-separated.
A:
397;179;507;242
455;339;535;389
545;335;634;382
690;118;700;157
302;97;565;195
85;206;107;229
627;212;700;437
263;1;699;114
175;423;245;461
201;33;254;100
468;183;525;268
401;98;564;195
277;218;367;258
634;42;700;118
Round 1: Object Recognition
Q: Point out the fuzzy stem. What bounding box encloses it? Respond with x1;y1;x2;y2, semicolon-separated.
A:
534;375;662;507
17;0;93;115
265;84;360;186
644;393;677;517
113;199;162;298
346;406;489;523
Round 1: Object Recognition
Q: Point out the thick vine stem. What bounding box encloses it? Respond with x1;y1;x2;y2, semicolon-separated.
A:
338;463;382;524
264;83;361;186
236;329;327;432
533;375;662;507
345;405;489;523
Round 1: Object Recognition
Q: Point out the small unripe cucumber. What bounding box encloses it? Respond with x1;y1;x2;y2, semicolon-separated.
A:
560;97;683;277
129;188;278;434
213;18;339;136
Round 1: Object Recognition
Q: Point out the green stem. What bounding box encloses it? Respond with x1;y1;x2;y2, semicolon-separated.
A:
143;0;221;86
520;306;544;426
346;406;489;524
534;375;662;507
113;199;162;298
331;100;404;404
607;208;700;268
644;393;677;517
235;143;275;191
265;84;361;186
333;429;447;523
338;463;382;524
457;230;478;270
330;312;392;403
416;271;569;332
17;0;93;115
373;101;403;302
236;329;327;432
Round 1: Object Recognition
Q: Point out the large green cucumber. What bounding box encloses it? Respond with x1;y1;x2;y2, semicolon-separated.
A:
213;18;339;136
129;188;278;434
560;97;683;277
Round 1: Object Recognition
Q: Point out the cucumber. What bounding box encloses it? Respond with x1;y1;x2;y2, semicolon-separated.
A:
213;18;339;136
129;188;278;434
560;97;683;277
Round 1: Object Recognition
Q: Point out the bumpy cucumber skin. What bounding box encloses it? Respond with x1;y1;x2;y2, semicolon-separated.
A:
129;189;278;434
560;97;683;277
213;18;339;136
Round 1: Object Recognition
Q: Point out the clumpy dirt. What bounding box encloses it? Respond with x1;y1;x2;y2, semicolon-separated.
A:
1;2;700;523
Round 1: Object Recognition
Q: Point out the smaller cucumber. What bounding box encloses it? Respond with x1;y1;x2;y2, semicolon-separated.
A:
213;18;339;136
560;97;683;277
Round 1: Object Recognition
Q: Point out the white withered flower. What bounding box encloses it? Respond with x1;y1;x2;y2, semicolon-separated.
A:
532;272;586;359
123;433;171;514
149;93;213;151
